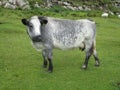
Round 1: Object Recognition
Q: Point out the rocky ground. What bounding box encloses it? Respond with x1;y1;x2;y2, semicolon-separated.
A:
0;0;120;16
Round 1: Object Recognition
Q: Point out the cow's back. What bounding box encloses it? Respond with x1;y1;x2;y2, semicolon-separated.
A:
44;18;96;50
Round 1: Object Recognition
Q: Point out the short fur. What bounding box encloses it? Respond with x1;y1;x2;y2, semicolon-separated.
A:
21;16;100;72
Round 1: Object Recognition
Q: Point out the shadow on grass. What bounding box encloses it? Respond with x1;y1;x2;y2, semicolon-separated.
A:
112;82;120;90
0;22;5;24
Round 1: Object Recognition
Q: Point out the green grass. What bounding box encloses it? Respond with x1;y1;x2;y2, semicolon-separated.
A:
0;8;120;90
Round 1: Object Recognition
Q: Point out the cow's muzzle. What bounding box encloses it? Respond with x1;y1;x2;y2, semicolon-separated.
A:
32;35;42;42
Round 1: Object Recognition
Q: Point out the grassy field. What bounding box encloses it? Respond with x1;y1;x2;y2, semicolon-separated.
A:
0;7;120;90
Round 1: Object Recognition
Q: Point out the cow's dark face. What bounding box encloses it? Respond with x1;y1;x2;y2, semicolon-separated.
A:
21;16;48;42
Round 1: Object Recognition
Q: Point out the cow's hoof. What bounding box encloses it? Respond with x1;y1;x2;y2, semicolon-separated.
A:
81;65;87;70
94;61;100;67
42;65;47;68
48;70;53;73
95;64;100;67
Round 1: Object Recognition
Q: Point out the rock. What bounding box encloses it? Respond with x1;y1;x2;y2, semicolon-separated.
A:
67;5;75;11
8;0;30;7
118;15;120;18
99;6;103;10
0;1;2;6
58;1;62;5
16;0;27;7
63;6;67;9
101;12;109;17
2;0;31;10
91;5;95;8
78;6;83;10
9;0;16;5
47;3;52;8
46;0;52;7
63;2;71;6
84;6;91;11
74;7;78;10
34;2;40;8
22;4;31;10
109;11;114;15
4;2;16;9
2;0;8;5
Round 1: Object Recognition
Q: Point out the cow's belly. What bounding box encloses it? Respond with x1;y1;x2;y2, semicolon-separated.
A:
53;35;84;50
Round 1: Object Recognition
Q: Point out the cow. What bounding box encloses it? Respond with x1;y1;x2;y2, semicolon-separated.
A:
21;16;100;73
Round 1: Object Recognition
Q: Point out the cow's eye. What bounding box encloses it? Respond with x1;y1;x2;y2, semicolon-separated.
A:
29;25;33;32
29;25;33;28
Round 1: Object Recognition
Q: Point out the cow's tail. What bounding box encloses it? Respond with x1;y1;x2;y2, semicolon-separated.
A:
93;38;96;51
92;23;96;52
91;38;98;56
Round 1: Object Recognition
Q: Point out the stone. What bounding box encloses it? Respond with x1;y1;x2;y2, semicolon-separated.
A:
67;5;75;11
118;15;120;18
78;6;83;10
0;1;2;6
34;2;40;8
22;4;31;10
4;2;16;9
63;2;70;6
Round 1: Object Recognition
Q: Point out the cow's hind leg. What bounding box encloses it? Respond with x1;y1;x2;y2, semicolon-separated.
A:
82;42;93;69
92;40;100;67
93;49;100;66
79;42;85;51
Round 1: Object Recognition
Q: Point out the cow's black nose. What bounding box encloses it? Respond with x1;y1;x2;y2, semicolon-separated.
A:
32;35;42;42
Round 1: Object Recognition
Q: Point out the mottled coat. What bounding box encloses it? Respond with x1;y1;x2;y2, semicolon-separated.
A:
22;16;100;72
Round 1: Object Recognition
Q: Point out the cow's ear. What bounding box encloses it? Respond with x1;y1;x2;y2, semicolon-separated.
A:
21;19;29;26
38;17;48;25
41;19;48;25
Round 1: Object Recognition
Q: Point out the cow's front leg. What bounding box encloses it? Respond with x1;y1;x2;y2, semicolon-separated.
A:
46;49;53;73
48;58;53;73
42;50;48;68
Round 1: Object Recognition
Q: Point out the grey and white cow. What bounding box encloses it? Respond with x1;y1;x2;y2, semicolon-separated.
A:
21;16;100;72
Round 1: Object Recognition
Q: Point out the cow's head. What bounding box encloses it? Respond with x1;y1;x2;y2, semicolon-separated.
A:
21;16;48;42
